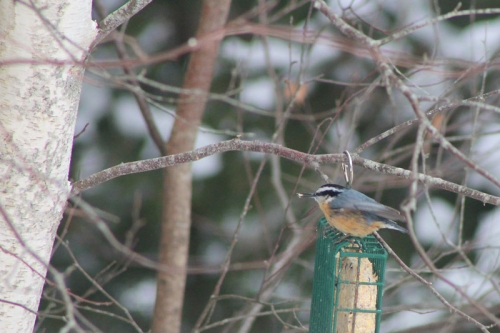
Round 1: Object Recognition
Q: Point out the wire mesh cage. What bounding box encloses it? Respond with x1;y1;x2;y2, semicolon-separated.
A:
310;217;388;333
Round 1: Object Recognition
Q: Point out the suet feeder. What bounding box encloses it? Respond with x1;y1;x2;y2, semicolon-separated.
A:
310;217;388;333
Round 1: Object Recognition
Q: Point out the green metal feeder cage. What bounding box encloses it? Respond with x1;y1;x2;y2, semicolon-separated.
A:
310;217;388;333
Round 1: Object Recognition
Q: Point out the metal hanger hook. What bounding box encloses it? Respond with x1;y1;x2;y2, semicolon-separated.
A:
342;150;354;188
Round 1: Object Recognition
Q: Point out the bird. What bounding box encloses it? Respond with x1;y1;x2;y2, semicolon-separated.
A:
297;183;407;237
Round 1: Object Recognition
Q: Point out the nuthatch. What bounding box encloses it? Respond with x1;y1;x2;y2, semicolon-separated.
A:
297;184;407;237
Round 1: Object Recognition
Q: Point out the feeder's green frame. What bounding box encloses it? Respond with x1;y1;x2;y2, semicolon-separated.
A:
309;217;388;333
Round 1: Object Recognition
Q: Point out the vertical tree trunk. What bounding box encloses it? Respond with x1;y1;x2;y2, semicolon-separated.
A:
151;0;231;332
0;1;96;331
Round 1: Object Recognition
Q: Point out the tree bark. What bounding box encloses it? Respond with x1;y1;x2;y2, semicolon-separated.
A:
151;0;231;332
0;1;96;331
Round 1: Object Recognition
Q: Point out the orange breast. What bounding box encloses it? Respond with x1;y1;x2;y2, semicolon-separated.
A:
318;201;383;237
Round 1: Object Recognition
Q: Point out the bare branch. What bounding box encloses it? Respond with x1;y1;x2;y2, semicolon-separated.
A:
378;7;500;45
93;0;153;48
93;0;167;155
71;138;500;205
373;233;490;333
356;89;500;153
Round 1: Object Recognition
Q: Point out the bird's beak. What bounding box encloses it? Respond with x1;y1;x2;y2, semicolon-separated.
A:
297;192;315;198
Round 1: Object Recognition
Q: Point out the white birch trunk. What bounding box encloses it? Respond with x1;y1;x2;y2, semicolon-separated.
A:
0;0;96;331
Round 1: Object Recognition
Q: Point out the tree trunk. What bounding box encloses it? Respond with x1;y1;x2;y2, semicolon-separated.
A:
0;1;96;331
151;0;231;332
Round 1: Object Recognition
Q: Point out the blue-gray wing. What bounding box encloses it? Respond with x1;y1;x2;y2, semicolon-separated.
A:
329;192;405;221
352;201;404;221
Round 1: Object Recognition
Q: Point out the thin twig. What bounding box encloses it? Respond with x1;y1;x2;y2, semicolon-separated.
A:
93;0;154;48
373;232;490;333
93;0;167;154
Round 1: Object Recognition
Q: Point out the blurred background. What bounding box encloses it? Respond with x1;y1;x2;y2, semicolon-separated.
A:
36;0;500;332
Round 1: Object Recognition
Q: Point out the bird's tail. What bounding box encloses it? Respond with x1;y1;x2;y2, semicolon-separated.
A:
385;220;408;234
